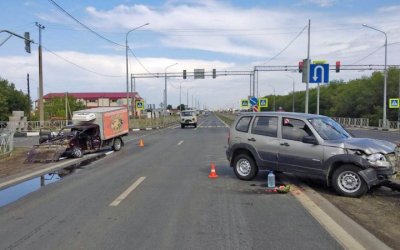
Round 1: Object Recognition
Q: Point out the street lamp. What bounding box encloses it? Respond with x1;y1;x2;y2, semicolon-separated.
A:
286;75;295;112
164;62;178;114
126;23;149;115
362;24;388;129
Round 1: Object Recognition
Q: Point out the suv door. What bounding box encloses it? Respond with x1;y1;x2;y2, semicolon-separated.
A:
278;117;324;176
248;115;280;171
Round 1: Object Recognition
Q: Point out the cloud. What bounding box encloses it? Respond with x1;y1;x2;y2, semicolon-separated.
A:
3;0;400;109
302;0;337;7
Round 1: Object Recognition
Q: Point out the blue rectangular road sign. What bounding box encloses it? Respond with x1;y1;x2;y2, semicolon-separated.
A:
309;64;329;83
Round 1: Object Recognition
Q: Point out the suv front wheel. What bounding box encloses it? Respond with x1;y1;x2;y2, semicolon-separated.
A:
233;154;258;180
332;165;368;198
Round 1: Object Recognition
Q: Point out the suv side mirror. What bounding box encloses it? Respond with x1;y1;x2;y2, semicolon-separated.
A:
302;135;318;145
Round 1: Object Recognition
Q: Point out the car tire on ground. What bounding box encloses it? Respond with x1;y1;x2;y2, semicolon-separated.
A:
332;164;368;198
194;123;197;128
181;124;185;129
233;153;258;180
72;147;83;158
112;137;123;151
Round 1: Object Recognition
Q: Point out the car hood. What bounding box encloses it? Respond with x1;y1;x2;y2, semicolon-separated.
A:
324;138;396;154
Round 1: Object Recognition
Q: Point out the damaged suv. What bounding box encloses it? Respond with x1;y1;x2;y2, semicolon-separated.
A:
226;112;399;197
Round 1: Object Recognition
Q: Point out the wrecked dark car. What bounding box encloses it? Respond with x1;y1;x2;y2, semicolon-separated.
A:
26;107;129;163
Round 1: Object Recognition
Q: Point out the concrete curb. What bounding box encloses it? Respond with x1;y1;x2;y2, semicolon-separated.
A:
0;152;106;191
14;131;39;137
281;174;391;250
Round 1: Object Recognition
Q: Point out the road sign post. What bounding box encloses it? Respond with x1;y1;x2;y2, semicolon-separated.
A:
258;98;268;110
309;63;329;114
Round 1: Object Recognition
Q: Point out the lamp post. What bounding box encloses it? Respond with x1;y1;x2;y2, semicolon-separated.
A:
164;62;178;114
362;24;388;129
126;23;149;116
286;75;295;112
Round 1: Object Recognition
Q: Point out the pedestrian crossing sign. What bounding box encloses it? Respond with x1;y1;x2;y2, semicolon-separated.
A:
240;99;249;109
258;98;268;108
389;98;400;108
135;100;145;110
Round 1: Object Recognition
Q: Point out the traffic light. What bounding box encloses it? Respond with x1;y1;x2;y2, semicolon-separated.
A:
24;32;31;53
336;61;340;73
183;70;187;79
212;69;216;78
298;61;304;73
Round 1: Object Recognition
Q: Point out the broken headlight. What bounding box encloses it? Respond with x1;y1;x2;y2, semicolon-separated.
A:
367;153;391;168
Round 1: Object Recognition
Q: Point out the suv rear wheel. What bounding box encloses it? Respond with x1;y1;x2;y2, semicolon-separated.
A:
332;165;368;198
233;154;258;180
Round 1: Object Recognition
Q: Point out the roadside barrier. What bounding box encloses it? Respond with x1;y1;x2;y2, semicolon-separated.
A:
379;119;400;130
1;120;69;132
0;129;14;157
332;117;369;128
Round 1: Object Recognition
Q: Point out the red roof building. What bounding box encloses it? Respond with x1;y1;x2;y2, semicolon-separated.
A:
42;92;142;109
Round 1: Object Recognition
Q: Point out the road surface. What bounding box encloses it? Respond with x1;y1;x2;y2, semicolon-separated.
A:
1;113;342;249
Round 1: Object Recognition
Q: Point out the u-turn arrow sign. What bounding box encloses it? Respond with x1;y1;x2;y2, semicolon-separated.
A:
309;64;329;83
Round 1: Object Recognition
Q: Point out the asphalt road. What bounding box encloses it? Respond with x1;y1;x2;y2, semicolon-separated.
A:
0;113;342;249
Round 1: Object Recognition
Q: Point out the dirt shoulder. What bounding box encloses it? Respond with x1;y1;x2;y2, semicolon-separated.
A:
0;147;44;179
298;177;400;249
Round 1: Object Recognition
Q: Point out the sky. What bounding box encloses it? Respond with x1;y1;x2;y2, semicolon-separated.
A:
1;0;400;110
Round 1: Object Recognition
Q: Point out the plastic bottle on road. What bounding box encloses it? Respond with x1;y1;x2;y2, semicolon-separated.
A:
268;171;275;188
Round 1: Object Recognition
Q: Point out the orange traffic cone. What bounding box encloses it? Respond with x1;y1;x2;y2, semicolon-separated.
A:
139;139;144;147
208;163;218;179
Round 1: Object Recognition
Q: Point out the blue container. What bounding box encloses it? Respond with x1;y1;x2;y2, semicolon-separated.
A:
268;171;275;188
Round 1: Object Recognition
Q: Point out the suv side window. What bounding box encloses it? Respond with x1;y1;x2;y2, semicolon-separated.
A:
282;118;313;142
251;116;278;137
235;116;252;132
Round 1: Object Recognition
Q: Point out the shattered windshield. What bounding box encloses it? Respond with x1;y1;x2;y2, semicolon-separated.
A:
308;117;351;140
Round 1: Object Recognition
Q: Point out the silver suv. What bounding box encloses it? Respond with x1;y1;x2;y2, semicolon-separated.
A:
226;112;399;197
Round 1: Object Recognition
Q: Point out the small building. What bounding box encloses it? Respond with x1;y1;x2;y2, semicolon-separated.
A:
41;92;143;116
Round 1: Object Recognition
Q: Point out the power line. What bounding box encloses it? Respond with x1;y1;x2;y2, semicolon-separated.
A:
47;0;124;47
351;42;400;64
42;45;124;78
128;47;158;77
261;25;308;65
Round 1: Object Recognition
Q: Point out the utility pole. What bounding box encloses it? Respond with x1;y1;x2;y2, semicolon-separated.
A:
305;19;310;114
27;73;30;120
36;22;45;125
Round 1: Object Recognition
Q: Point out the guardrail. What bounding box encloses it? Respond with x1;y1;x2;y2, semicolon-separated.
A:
378;120;400;130
1;120;70;132
0;129;14;157
332;117;369;128
129;116;180;129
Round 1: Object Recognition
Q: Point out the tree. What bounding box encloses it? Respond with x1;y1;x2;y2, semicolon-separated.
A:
177;104;185;110
166;104;173;110
0;77;30;121
42;96;85;120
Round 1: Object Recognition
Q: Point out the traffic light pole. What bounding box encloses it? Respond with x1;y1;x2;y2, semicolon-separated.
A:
306;19;311;114
36;22;45;126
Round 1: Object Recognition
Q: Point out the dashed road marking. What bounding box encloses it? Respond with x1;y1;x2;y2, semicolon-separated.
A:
109;176;146;207
178;140;184;145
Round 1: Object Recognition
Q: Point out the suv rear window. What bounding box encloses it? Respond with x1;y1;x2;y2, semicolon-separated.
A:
235;116;252;132
251;116;278;137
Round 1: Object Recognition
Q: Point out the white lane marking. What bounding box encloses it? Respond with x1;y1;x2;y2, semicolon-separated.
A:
194;120;206;130
178;140;184;145
291;185;365;249
215;115;230;127
110;176;146;207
